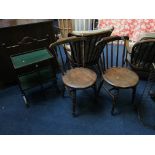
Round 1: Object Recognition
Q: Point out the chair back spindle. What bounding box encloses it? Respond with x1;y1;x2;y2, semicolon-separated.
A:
49;37;87;75
96;36;129;72
68;28;114;68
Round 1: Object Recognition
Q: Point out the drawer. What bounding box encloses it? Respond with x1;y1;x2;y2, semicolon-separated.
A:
15;58;53;75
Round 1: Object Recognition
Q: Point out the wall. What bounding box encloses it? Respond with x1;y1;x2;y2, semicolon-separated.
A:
98;19;155;41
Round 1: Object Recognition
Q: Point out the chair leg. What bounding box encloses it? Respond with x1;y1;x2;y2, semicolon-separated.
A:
132;86;137;110
111;89;120;115
62;84;66;97
92;84;98;102
71;89;77;117
111;96;116;115
97;79;104;95
54;78;60;93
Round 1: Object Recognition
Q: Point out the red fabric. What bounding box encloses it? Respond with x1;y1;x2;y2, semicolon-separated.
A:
98;19;155;41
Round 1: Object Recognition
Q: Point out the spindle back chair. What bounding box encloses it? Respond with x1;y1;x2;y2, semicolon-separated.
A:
49;36;97;116
96;36;139;115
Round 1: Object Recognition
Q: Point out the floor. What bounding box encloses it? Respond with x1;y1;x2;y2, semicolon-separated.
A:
0;78;155;135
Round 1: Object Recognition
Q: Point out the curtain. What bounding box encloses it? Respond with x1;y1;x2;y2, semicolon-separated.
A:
72;19;96;31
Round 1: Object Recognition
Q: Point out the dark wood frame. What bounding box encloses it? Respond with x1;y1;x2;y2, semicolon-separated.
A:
9;36;58;106
0;20;57;85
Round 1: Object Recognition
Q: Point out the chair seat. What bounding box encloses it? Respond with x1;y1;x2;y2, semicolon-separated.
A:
103;67;139;88
62;67;97;89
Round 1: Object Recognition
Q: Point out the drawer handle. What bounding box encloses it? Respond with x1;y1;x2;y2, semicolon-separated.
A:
35;64;39;68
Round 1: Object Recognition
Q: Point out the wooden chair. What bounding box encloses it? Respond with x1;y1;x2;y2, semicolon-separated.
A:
96;36;139;115
67;28;114;68
49;36;97;116
129;39;155;79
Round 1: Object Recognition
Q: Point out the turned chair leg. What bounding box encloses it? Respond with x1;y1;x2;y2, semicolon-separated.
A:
111;89;120;115
62;84;66;97
54;78;60;93
111;96;116;115
71;89;77;117
132;86;137;110
92;84;98;103
97;79;104;95
111;95;120;115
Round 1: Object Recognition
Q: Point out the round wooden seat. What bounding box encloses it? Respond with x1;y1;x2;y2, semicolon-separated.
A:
103;67;139;88
62;67;97;89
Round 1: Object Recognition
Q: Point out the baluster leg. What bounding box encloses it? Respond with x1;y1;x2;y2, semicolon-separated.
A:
111;89;120;115
97;79;104;95
93;83;98;103
132;86;137;110
71;89;77;117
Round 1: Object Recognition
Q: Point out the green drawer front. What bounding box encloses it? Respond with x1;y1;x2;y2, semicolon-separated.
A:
11;48;53;69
